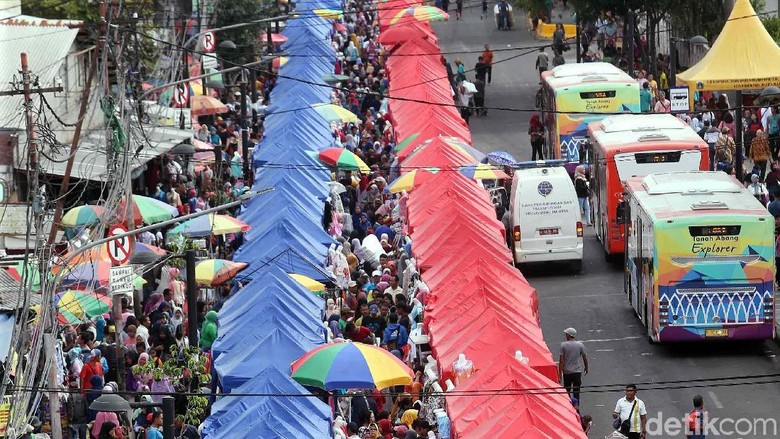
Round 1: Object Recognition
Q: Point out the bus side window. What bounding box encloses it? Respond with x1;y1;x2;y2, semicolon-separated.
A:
616;199;628;223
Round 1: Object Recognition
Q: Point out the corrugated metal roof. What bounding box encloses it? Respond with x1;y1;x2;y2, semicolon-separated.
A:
0;23;79;130
0;269;40;311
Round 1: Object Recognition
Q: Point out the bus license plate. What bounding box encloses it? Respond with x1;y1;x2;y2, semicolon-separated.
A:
705;329;729;337
539;228;559;236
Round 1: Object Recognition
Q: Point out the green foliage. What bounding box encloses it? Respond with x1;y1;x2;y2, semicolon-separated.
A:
20;0;100;21
513;0;547;16
763;17;780;42
214;0;278;62
164;238;202;268
132;345;211;425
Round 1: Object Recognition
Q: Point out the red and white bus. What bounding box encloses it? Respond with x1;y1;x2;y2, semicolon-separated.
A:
588;114;710;258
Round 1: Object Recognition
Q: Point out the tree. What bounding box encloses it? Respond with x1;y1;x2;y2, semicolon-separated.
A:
213;0;278;62
763;17;780;42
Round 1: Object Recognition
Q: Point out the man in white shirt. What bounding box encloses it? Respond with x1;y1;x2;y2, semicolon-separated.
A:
383;274;404;299
613;384;647;439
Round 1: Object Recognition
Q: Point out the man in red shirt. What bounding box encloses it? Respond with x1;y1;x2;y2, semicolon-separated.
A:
344;323;375;344
80;349;104;391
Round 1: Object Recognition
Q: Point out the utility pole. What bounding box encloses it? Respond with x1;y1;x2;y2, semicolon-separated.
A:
185;250;199;347
20;51;62;439
240;79;250;183
47;2;105;244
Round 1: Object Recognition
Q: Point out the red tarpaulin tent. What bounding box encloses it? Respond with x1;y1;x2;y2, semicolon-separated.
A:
409;212;506;252
414;235;513;269
446;353;587;439
378;22;438;46
429;315;556;381
407;193;496;229
401;143;476;173
422;256;533;297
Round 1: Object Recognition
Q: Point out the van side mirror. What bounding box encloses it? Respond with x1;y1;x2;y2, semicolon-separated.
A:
616;200;627;223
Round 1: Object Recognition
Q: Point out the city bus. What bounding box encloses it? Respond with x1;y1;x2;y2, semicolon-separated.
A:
540;62;639;164
588;114;710;258
622;171;775;343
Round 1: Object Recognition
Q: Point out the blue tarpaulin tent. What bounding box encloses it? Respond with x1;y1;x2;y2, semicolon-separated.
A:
215;327;324;392
202;368;331;438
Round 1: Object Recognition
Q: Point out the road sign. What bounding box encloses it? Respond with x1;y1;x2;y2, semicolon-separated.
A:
201;31;215;53
202;54;218;71
109;265;134;296
173;83;189;107
669;86;690;113
106;224;132;265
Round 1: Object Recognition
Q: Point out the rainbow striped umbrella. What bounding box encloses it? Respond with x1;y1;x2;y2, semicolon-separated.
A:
53;242;166;274
388;168;439;193
313;8;344;19
439;137;487;162
117;195;179;226
311;103;360;124
318;148;371;173
168;213;250;238
61;205;106;228
394;133;421;153
59;260;144;291
54;290;111;324
291;343;414;390
288;273;326;295
272;56;288;71
390;5;449;25
194;259;247;286
458;163;511;180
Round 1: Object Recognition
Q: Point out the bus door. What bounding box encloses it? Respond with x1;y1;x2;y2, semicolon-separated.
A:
633;216;643;316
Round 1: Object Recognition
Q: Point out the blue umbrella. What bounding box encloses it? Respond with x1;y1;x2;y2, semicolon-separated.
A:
484;151;517;166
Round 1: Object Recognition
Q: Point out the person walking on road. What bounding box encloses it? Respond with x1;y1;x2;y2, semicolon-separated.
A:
529;114;545;160
535;48;549;78
481;45;494;83
455;0;463;20
474;56;488;83
686;395;706;439
559;327;588;401
612;384;648;439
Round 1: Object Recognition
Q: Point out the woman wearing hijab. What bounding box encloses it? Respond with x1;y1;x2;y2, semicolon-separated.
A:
751;130;771;182
124;350;139;392
143;293;163;316
574;165;591;226
377;418;393;439
528;114;545;160
400;408;418;429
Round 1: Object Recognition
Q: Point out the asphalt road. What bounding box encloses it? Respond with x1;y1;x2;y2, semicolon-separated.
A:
432;6;780;438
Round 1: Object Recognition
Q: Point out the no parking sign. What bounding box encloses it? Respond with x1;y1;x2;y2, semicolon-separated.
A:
201;31;215;53
173;83;189;107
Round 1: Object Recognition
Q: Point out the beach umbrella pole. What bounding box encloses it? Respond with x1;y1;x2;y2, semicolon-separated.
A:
186;249;199;347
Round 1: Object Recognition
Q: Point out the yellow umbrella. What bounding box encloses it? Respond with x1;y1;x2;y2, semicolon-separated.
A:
313;8;344;19
288;273;326;294
388;168;439;193
311;103;360;124
194;259;247;286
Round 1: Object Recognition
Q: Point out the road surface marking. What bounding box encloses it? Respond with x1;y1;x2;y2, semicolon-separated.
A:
541;293;625;300
708;391;724;409
580;336;643;343
596;349;615;352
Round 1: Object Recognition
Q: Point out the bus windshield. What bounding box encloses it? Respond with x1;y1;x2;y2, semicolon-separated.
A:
614;150;702;181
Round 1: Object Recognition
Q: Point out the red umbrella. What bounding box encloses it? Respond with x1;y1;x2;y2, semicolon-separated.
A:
334;23;347;32
259;33;288;44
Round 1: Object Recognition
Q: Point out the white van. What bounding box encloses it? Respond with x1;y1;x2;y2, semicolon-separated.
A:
509;164;583;271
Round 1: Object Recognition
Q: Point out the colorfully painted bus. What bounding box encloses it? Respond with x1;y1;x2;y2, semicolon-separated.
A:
623;171;775;342
588;114;710;258
540;62;640;164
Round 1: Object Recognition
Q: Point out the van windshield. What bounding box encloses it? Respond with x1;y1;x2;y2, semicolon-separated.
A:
614;150;701;181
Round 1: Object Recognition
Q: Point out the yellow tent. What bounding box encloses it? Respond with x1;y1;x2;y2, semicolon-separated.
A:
677;0;780;91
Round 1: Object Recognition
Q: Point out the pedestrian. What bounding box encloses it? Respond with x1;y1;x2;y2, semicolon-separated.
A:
612;384;647;439
553;23;566;54
573;167;591;226
558;327;588;401
535;48;549;78
66;380;89;439
441;0;449;13
640;82;653;113
482;44;494;83
481;0;488;20
750;130;771;181
454;58;466;83
455;0;463;20
654;90;671;113
714;127;735;171
703;121;720;170
474;77;486;117
497;0;510;30
552;50;565;67
528;114;545;160
474;56;488;83
686;395;706;439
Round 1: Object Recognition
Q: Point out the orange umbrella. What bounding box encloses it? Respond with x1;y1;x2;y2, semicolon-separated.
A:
191;95;228;117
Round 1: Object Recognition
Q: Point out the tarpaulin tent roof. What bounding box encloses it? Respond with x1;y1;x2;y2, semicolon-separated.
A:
267;84;332;106
240;195;323;229
429;316;556;381
422;255;532;293
400;138;476;171
446;353;587;439
411;218;508;262
410;204;504;239
240;183;324;215
215;267;325;334
235;241;330;282
676;0;780;91
392;116;471;153
408;193;501;231
238;218;333;257
215;326;325;392
377;22;437;46
243;208;331;246
203;367;331;439
248;172;327;206
413;235;513;270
